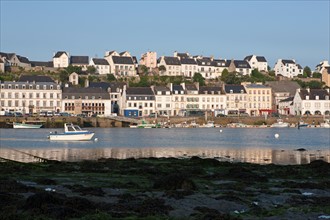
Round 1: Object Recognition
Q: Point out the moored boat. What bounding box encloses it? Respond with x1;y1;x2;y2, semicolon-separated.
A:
271;119;290;128
13;121;44;129
48;123;95;141
298;120;309;128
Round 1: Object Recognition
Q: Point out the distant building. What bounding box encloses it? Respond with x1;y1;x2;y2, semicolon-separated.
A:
244;55;268;72
123;87;155;117
180;58;198;78
0;79;61;114
322;67;330;87
69;72;79;85
274;59;303;78
53;51;69;68
62;87;111;117
169;83;186;116
157;56;181;76
196;57;216;79
0;59;4;73
198;86;226;116
70;56;89;71
140;51;157;69
104;50;136;77
224;84;248;115
315;60;329;73
90;58;110;75
152;85;172;116
265;81;301;114
293;88;330;116
228;60;252;76
242;82;272;116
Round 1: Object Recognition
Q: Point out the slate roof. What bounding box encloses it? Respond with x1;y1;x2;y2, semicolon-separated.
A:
30;61;53;67
256;56;267;62
89;82;111;91
199;86;222;94
233;60;251;68
299;89;330;100
265;81;300;96
0;59;3;63
244;84;269;89
172;85;185;93
17;55;30;64
70;56;89;65
297;64;303;69
280;97;294;102
109;82;126;93
92;58;109;65
53;51;68;58
196;58;213;66
18;75;54;83
281;59;295;65
176;53;190;59
212;59;228;67
180;58;197;65
63;87;110;99
0;52;16;59
164;57;181;65
1;81;58;89
112;56;134;65
126;87;154;95
185;84;198;91
154;86;171;95
244;55;253;61
132;56;138;64
224;85;246;94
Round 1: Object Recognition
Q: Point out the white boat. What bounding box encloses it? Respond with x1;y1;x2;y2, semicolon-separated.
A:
13;121;43;129
203;121;215;128
297;120;309;128
135;120;161;128
320;119;330;128
271;119;290;128
48;123;95;141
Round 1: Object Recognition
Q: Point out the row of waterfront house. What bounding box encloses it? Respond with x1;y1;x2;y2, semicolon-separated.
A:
1;51;330;84
1;75;329;117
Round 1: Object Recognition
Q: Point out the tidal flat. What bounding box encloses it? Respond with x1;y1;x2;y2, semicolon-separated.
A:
1;157;330;220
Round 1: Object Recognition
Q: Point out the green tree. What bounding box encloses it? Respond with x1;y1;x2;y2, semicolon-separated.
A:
87;66;96;74
220;69;229;82
106;74;116;82
312;72;322;78
59;70;69;83
65;65;82;74
308;80;324;89
192;72;205;86
303;66;312;77
140;65;148;75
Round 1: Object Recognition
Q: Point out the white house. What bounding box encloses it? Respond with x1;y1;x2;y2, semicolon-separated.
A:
293;88;330;116
70;56;89;71
104;50;136;77
169;83;186;116
0;59;4;73
0;76;62;114
212;59;229;78
53;51;69;68
244;55;268;72
224;84;249;115
198;86;226;116
152;86;172;116
180;58;198;78
123;87;156;117
90;58;110;75
228;60;252;76
196;58;216;79
157;56;181;76
69;72;79;85
274;59;303;78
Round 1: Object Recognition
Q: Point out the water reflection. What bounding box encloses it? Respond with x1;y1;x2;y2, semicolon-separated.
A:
1;147;329;165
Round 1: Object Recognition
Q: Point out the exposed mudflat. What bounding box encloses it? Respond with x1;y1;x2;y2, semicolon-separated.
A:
1;157;330;220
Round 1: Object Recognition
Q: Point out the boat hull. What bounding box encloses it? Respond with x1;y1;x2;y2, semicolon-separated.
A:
13;123;43;129
48;132;95;141
271;123;290;128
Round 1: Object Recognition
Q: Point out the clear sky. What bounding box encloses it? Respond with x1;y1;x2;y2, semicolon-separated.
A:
1;0;329;69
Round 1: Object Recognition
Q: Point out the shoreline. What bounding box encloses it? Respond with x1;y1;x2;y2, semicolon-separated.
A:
1;157;329;219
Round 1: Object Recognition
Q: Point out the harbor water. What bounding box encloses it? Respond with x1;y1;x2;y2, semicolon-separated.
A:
0;127;329;164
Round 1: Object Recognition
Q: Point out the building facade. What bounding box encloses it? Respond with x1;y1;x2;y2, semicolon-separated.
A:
274;59;303;78
53;51;69;68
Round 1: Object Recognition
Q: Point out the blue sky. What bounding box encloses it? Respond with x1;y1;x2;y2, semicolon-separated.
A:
1;1;329;69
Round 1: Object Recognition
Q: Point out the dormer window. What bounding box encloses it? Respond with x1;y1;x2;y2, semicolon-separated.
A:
36;85;39;89
30;85;33;89
241;90;244;93
15;85;18;89
50;85;53;89
306;95;309;100
43;85;46;89
316;96;319;100
230;89;233;93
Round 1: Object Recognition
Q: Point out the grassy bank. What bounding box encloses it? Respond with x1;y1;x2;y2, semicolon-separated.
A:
1;157;330;219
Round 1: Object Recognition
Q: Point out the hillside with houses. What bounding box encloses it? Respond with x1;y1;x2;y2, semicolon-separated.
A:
0;50;329;118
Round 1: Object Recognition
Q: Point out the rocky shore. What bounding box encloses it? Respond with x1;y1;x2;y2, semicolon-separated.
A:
1;157;330;220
